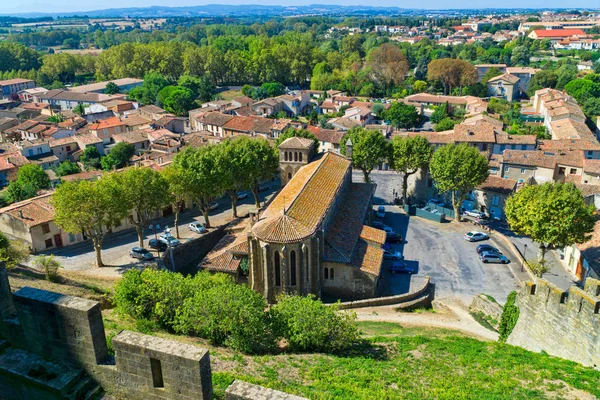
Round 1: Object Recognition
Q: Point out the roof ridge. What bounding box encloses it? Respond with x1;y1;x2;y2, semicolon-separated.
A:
324;239;352;263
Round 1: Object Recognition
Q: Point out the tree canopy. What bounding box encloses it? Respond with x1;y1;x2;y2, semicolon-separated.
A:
391;135;433;203
341;127;390;183
275;128;319;149
427;58;477;95
429;143;489;221
505;182;596;261
117;167;170;248
6;164;51;203
382;102;421;129
52;175;128;267
101;142;135;171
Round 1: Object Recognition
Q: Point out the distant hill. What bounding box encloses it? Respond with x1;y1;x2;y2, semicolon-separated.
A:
1;4;415;18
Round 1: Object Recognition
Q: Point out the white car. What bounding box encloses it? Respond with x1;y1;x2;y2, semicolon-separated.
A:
464;209;486;219
464;231;489;242
375;206;386;219
189;222;207;234
237;191;248;200
159;233;181;247
383;249;403;260
209;201;219;211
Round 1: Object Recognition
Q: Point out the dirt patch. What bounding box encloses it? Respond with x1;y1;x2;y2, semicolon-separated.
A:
407;344;426;360
542;379;596;400
7;266;115;308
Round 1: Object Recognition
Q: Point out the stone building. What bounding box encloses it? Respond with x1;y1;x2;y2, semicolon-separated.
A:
247;137;385;303
278;136;315;185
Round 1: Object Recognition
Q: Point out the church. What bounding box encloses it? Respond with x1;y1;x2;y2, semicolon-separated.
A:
201;136;385;303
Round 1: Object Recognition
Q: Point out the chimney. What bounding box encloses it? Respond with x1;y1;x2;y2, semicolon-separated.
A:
18;210;23;219
345;138;353;157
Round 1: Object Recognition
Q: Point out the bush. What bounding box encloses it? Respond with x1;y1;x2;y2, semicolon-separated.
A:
114;269;275;354
33;255;62;282
434;117;456;132
271;295;360;353
498;291;520;342
174;283;276;354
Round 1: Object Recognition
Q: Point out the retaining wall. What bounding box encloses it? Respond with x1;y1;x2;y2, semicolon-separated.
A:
333;277;431;310
163;225;227;275
470;294;503;328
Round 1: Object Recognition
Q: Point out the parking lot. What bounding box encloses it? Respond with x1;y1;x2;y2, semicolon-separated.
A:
27;186;278;272
376;205;520;304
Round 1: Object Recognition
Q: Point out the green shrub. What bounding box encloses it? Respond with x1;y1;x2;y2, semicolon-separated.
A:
33;255;62;282
174;282;276;354
434;117;456;132
114;269;229;329
271;295;360;353
115;269;275;354
499;291;520;342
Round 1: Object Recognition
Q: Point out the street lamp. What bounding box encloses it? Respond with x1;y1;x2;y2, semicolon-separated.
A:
149;224;161;258
522;244;528;272
164;226;175;272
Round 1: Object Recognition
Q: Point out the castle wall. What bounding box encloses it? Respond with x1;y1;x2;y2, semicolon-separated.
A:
111;331;212;400
507;279;600;369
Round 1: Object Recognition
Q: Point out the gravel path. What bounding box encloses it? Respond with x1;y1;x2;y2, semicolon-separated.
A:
352;296;499;341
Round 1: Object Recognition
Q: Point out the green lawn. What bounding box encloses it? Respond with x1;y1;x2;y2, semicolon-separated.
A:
211;322;600;400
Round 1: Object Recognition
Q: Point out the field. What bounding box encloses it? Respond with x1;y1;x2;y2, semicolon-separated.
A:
6;268;600;400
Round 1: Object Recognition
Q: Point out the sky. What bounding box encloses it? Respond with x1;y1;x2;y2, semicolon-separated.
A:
0;0;598;14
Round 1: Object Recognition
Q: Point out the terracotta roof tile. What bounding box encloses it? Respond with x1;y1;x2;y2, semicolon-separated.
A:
0;193;54;227
476;176;517;194
253;152;351;243
278;136;314;149
324;183;377;263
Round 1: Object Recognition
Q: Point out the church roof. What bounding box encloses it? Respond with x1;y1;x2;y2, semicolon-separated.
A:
278;136;314;149
252;152;351;243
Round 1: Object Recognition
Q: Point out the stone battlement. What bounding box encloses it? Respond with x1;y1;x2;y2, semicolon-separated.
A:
520;279;600;317
508;278;600;369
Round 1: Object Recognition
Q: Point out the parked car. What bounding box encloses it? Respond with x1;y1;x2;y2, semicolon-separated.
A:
428;199;446;208
189;222;207;234
258;182;270;192
476;244;500;255
237;191;248;200
390;262;415;274
464;231;489;242
375;206;386;218
385;233;403;243
159;234;181;247
372;221;394;235
130;247;154;261
148;239;167;251
480;251;510;264
383;249;403;260
464;210;486;218
209;201;219;211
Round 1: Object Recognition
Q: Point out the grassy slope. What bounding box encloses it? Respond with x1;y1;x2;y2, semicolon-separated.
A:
7;272;600;400
211;321;600;400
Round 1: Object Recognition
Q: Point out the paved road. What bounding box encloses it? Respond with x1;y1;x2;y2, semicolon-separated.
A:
491;222;577;290
352;170;402;205
377;205;520;304
27;185;279;271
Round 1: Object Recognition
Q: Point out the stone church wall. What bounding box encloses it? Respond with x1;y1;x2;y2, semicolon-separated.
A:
508;278;600;369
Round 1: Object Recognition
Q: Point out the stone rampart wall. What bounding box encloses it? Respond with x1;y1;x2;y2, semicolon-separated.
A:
508;278;600;369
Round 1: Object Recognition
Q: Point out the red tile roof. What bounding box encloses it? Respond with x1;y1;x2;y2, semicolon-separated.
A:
533;29;585;38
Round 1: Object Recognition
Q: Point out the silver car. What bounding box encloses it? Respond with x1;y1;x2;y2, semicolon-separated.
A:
480;251;509;264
